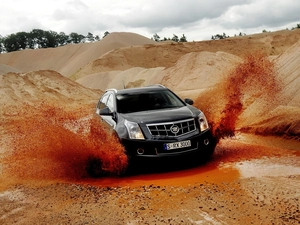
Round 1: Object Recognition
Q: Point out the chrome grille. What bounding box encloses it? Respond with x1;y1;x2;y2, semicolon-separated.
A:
147;118;196;137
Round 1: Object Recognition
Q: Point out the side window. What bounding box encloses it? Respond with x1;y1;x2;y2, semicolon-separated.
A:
106;94;115;112
97;93;109;110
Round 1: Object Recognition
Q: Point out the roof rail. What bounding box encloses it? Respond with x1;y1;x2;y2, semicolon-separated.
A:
147;84;166;88
105;88;117;93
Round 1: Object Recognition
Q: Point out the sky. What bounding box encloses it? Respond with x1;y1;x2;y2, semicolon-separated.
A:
1;0;300;41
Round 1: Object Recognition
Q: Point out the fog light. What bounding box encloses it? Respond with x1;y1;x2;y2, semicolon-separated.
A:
204;139;209;145
137;148;144;155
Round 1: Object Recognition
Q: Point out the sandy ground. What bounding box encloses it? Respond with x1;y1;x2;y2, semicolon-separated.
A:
0;30;300;224
1;134;299;224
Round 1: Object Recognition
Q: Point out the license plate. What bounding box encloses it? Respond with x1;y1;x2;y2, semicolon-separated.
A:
164;140;191;150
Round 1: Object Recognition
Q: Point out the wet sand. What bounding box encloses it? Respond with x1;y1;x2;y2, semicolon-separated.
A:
1;133;299;224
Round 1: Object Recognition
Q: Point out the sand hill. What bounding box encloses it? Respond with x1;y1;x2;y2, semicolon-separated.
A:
0;32;156;77
0;30;300;138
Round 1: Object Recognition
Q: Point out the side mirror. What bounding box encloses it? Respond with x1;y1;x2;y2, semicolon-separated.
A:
99;107;113;116
184;98;194;105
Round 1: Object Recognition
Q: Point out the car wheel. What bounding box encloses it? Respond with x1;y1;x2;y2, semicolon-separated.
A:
86;157;104;178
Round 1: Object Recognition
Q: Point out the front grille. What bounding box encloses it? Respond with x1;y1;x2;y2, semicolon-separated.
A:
147;118;196;137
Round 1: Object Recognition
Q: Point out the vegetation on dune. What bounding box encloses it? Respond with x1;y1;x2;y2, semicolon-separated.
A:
211;23;300;40
0;29;103;53
151;33;187;42
0;28;188;53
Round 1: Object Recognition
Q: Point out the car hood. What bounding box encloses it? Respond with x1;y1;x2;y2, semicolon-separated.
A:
120;106;200;124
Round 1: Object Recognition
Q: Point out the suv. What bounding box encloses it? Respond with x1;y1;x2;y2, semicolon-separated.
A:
96;85;216;161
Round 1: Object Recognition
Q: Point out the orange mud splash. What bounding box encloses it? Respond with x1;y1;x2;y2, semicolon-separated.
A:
76;134;298;188
195;52;280;141
1;101;128;184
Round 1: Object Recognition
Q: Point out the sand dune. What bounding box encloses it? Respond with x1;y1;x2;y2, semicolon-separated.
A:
0;64;21;75
0;70;99;107
76;67;165;91
73;29;300;80
276;40;300;107
239;40;300;136
76;50;242;99
0;32;156;77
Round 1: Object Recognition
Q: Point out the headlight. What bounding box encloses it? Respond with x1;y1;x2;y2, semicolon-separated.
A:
124;120;145;139
198;113;209;132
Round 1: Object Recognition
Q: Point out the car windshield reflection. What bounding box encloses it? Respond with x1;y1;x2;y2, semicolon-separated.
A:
116;90;185;113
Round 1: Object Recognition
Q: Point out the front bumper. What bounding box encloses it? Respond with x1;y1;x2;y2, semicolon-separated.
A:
121;129;217;158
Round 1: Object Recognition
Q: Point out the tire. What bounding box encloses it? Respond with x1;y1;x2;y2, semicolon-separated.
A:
86;157;104;178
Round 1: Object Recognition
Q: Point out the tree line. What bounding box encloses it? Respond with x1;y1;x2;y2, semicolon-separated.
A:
0;29;111;53
0;30;188;54
211;23;300;40
151;33;187;42
0;28;188;53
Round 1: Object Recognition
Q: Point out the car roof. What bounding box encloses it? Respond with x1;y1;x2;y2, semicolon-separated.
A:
106;85;167;95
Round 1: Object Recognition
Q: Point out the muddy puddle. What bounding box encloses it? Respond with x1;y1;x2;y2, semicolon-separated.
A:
82;135;300;188
81;161;239;187
1;135;299;225
234;156;300;178
79;132;299;188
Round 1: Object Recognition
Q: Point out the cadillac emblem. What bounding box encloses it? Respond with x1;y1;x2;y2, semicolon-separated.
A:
170;125;180;134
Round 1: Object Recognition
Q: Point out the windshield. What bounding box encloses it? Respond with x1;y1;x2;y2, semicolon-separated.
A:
116;90;185;113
